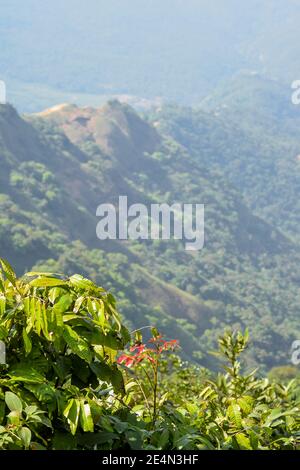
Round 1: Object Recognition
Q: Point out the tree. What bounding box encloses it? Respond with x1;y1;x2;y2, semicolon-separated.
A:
0;258;130;449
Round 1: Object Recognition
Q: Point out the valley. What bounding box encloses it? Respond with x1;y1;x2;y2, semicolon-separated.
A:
1;77;299;371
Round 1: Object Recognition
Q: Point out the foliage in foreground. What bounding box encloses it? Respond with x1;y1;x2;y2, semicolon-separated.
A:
0;259;299;450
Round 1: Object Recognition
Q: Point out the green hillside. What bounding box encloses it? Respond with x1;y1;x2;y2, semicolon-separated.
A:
153;75;300;242
0;96;299;371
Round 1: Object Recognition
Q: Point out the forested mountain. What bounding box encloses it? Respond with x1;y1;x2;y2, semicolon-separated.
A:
155;74;300;242
1;86;299;371
2;0;300;453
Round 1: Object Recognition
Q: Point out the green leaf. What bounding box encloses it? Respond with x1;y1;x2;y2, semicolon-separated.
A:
69;274;95;290
7;410;21;425
90;330;124;350
29;277;67;287
25;383;56;405
196;436;215;450
151;327;160;338
22;328;32;355
249;430;259;450
35;299;42;335
53;294;73;314
235;432;252;450
52;432;77;450
90;362;125;395
63;314;80;323
0;258;16;285
0;324;7;340
19;427;32;449
63;325;92;363
237;396;254;415
264;408;298;427
63;399;80;435
8;365;45;384
227;404;242;428
158;428;169;449
42;302;50;339
0;297;6;316
120;325;131;346
25;271;62;277
24;405;39;415
87;299;106;327
73;295;85;314
0;401;6;425
80;401;94;432
48;287;63;304
5;392;23;413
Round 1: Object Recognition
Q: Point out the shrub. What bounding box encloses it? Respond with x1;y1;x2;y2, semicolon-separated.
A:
0;258;133;449
0;258;299;450
120;329;300;450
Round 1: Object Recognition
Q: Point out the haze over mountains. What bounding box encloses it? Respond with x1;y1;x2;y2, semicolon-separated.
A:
1;0;300;111
1;1;300;370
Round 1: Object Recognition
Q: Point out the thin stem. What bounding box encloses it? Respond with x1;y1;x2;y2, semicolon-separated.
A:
152;358;159;427
141;365;155;392
135;377;152;417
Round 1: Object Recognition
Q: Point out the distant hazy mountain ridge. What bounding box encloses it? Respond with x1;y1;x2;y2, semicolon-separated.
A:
2;0;300;111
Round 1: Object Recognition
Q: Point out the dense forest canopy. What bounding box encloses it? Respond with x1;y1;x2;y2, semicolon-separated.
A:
0;75;300;372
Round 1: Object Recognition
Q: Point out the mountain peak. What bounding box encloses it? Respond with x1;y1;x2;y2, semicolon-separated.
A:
34;103;78;117
33;100;161;165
